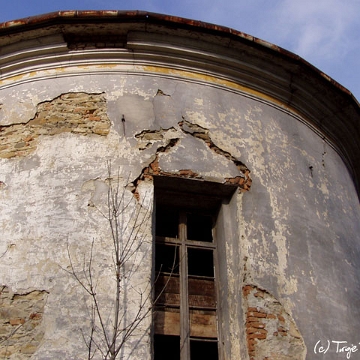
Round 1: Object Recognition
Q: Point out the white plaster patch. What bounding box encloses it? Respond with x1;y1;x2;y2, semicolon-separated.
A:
194;98;203;106
318;180;330;196
184;110;208;127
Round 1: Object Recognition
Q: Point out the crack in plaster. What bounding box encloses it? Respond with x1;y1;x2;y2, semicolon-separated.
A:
0;92;110;159
131;137;181;199
135;127;177;150
131;118;252;197
155;89;171;97
179;119;252;190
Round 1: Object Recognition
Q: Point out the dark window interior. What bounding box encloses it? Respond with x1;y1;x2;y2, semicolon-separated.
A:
155;244;179;274
156;207;179;238
190;340;218;359
187;213;213;242
188;248;214;277
154;335;180;360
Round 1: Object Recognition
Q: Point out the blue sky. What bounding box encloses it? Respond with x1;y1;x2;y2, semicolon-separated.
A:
1;0;359;101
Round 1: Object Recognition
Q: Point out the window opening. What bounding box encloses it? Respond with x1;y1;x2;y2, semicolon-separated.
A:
154;334;180;360
155;244;179;274
187;213;213;242
188;248;214;277
190;339;218;359
154;201;219;360
155;207;179;238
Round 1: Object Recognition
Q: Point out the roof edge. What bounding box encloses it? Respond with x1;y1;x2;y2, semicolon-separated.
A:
0;11;359;199
0;10;357;105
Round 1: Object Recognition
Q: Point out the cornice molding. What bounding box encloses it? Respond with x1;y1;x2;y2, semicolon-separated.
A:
0;12;359;198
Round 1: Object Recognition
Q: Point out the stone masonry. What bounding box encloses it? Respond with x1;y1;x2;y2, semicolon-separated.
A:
0;92;110;159
0;286;48;359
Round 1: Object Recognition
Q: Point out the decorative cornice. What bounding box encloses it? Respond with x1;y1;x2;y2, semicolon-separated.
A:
0;11;359;198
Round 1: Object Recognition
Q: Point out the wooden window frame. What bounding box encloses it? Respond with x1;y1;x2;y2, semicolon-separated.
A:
153;176;236;360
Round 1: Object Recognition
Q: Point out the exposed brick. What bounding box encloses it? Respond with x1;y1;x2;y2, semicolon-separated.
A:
243;286;253;297
9;318;25;326
29;312;42;320
0;286;48;358
266;314;277;319
246;322;265;329
243;284;306;359
0;92;110;159
248;311;267;318
254;291;264;298
248;333;267;340
247;316;264;322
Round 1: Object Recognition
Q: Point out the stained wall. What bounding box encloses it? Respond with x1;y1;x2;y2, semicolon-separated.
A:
0;15;359;360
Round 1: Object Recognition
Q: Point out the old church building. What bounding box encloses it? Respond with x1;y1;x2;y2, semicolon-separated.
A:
0;11;360;359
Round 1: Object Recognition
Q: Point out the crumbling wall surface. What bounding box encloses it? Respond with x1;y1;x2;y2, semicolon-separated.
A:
0;85;156;359
233;89;360;359
243;285;306;360
0;92;110;158
0;286;48;359
0;72;359;359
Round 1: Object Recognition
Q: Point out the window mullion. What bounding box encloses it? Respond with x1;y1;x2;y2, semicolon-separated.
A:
179;212;190;360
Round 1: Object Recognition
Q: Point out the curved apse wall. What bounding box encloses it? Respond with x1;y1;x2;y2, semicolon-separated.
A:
0;11;359;360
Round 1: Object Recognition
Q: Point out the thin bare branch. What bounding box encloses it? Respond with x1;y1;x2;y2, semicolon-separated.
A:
64;162;162;360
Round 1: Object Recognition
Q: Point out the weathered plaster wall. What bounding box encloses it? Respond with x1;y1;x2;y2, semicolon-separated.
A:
0;72;359;359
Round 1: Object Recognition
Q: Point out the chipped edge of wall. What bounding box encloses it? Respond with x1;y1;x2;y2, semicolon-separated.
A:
0;286;49;359
132;118;252;198
242;284;306;360
0;92;110;159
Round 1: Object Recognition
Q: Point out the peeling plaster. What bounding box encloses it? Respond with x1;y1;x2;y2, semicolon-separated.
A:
131;119;252;198
0;62;359;359
0;286;49;358
243;284;306;359
135;127;178;150
178;119;251;189
0;92;110;158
